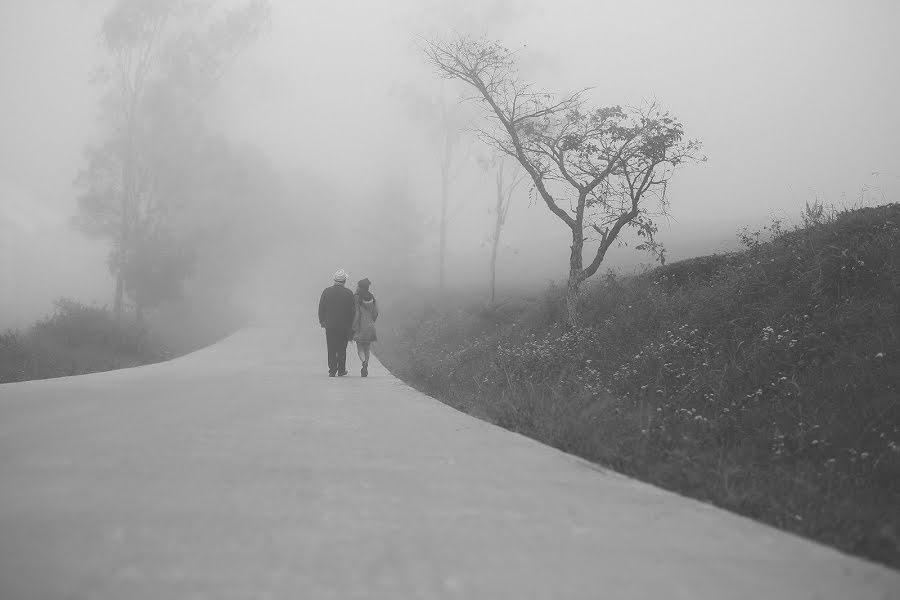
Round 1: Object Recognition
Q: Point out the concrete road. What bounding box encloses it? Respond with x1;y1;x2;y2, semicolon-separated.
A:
1;324;898;600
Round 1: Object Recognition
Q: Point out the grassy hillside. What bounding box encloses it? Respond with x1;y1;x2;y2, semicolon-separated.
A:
377;203;900;568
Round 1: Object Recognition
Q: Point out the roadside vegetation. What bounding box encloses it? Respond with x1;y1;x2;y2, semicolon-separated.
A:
0;298;243;384
377;202;900;568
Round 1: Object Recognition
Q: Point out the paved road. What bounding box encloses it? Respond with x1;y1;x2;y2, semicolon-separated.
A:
1;324;898;599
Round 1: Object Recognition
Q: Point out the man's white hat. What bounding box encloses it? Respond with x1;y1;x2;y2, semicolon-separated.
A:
333;269;348;283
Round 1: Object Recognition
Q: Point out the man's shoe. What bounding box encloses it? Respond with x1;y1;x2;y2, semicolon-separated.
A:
329;372;336;377
361;362;368;377
337;370;348;377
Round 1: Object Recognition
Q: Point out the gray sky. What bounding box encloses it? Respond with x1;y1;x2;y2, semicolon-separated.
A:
2;0;899;327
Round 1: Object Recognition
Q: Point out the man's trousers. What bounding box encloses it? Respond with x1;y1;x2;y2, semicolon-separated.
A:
325;327;350;375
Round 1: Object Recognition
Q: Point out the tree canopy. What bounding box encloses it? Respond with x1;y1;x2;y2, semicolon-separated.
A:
75;0;272;319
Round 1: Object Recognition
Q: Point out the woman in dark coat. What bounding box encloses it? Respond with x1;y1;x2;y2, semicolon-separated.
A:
352;278;378;377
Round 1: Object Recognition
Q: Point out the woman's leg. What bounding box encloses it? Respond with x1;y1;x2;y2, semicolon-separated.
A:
357;342;367;363
358;342;371;376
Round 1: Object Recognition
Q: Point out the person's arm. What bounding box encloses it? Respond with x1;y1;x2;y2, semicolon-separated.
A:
318;289;327;327
371;298;379;322
348;292;358;332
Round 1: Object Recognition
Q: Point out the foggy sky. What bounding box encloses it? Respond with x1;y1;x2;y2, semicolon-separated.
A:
2;0;899;328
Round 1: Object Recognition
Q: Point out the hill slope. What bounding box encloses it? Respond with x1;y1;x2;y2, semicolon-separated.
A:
378;203;900;568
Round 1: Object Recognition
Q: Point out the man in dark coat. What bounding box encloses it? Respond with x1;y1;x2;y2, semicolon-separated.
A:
318;269;355;377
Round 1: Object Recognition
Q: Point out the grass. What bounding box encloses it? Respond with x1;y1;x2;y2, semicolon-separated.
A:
377;202;900;569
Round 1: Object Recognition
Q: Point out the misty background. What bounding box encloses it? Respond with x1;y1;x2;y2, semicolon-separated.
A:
2;0;898;330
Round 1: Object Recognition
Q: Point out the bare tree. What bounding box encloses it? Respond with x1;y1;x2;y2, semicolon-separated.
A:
479;154;525;304
424;35;703;325
393;81;475;290
435;95;471;290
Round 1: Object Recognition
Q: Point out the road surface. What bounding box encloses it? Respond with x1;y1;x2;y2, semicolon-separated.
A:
1;324;898;599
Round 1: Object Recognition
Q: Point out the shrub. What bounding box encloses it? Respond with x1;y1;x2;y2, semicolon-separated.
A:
0;299;169;383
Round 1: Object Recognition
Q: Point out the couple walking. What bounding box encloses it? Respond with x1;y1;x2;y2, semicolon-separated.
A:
318;269;378;377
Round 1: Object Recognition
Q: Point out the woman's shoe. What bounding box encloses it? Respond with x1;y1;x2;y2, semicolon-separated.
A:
361;361;368;377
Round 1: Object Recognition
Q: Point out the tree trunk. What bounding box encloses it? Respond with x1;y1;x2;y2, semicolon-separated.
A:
115;105;137;320
437;96;453;292
489;165;504;305
566;228;584;327
439;169;448;290
489;231;499;304
113;202;128;320
113;270;125;318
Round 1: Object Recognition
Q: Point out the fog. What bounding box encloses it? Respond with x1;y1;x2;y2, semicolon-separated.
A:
2;0;899;330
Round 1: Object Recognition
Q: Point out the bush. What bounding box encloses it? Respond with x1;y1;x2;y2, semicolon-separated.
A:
0;299;169;383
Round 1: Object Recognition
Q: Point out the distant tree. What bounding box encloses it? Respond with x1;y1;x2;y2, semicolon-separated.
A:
478;154;525;304
181;140;284;297
424;35;703;325
435;96;469;291
397;84;473;290
356;176;426;292
75;0;270;320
